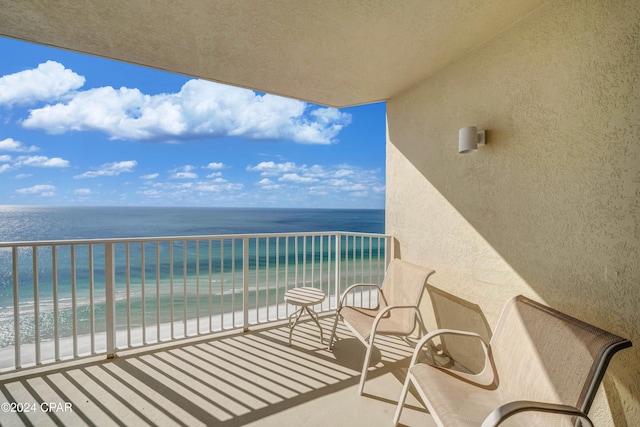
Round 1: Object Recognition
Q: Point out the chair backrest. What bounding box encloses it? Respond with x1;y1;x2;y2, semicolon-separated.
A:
381;259;435;327
490;296;631;416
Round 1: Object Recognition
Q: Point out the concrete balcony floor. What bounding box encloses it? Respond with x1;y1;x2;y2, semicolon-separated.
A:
0;315;434;426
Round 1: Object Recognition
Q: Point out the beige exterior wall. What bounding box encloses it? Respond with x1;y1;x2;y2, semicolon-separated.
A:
386;0;639;425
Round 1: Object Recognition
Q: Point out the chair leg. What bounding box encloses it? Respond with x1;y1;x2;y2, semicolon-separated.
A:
327;311;341;350
358;332;376;395
415;310;428;337
393;371;412;426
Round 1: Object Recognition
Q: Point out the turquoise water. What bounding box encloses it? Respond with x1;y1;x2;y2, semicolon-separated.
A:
0;206;385;347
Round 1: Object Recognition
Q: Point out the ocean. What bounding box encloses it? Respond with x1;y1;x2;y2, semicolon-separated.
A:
0;205;385;242
0;206;385;366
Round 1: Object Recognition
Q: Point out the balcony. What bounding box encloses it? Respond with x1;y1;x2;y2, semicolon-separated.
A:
0;231;434;426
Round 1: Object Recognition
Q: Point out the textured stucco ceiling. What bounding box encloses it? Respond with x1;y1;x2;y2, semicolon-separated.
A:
0;0;545;107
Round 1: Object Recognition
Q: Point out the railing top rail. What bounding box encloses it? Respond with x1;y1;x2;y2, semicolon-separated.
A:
0;231;391;248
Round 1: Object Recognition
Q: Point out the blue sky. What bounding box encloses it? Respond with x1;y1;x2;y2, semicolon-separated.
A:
0;37;386;209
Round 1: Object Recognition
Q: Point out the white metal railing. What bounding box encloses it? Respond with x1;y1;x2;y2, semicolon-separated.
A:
0;231;390;372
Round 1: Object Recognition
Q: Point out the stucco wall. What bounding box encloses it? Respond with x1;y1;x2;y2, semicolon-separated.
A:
386;0;639;425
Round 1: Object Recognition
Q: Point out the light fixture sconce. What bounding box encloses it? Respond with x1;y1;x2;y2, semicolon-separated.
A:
458;126;486;154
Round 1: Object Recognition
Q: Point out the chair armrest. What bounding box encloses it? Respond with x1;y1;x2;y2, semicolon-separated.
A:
409;328;490;368
338;283;381;309
481;400;593;427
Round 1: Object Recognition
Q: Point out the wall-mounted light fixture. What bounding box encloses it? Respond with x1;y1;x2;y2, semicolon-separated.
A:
458;126;486;153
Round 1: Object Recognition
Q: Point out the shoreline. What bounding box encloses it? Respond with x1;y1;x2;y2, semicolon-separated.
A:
0;296;344;372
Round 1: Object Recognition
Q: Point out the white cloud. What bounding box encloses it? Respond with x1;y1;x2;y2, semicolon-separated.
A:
14;173;33;179
343;183;366;191
246;160;384;200
328;178;349;186
22;79;351;144
307;186;328;195
16;184;56;196
140;173;159;180
0;155;14;173
150;181;193;191
137;176;244;200
169;165;196;172
256;178;281;190
171;172;198;180
310;108;347;123
279;173;318;183
138;189;163;198
0;138;39;152
246;161;297;176
334;169;353;178
206;172;222;178
0;61;85;107
74;188;92;195
75;160;137;178
0;154;70;172
194;181;243;192
16;155;69;168
169;165;198;179
205;162;226;170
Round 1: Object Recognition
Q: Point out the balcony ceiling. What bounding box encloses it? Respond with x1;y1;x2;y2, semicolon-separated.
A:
0;0;544;107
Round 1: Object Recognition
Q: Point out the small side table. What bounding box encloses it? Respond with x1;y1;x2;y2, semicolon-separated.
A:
284;287;326;346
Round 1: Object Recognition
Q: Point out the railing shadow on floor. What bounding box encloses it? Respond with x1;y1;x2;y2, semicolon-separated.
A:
0;315;429;427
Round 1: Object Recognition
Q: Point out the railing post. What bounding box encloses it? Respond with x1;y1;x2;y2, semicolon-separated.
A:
105;243;116;358
53;246;59;361
12;247;21;369
243;237;249;332
33;246;41;365
334;233;341;309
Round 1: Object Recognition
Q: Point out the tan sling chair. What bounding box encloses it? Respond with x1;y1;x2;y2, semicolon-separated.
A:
327;258;435;395
393;295;632;426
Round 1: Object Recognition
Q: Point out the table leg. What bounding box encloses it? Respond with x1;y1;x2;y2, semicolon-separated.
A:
288;307;305;346
305;306;324;344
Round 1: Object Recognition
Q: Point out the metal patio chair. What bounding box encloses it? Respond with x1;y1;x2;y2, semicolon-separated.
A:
327;258;435;395
393;295;632;426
